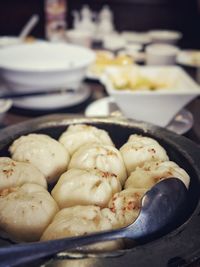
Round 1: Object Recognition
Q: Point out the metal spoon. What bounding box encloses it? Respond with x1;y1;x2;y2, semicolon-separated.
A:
19;14;39;40
0;178;187;267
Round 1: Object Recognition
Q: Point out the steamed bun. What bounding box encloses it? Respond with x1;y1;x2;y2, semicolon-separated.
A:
9;134;70;183
120;134;169;175
68;144;127;185
125;160;190;190
52;168;121;208
59;124;114;156
0;157;47;190
108;188;146;227
41;205;123;250
0;183;59;242
41;205;115;241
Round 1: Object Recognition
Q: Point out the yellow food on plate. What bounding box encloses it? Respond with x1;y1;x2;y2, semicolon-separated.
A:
89;50;133;77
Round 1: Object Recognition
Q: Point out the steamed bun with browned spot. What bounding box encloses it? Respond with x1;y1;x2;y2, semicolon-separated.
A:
52;168;121;208
41;205;123;250
0;157;47;190
125;160;190;190
59;124;114;156
120;134;169;175
108;188;146;228
9;134;70;183
0;183;59;242
68;143;127;185
41;205;114;241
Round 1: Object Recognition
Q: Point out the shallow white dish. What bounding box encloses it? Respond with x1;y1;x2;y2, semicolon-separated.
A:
121;31;151;45
177;50;200;68
101;66;200;127
13;84;90;110
148;30;182;45
0;42;95;92
85;96;193;135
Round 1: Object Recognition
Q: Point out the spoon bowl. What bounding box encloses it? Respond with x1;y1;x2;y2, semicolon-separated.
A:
0;178;187;267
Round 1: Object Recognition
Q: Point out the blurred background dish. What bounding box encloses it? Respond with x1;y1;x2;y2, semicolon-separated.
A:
145;44;179;65
0;42;95;92
100;65;200;127
148;30;182;45
85;96;194;135
66;29;93;48
121;31;151;45
12;84;90;110
177;50;200;68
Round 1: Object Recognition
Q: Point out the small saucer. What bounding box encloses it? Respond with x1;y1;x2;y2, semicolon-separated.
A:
85;97;194;135
12;84;91;110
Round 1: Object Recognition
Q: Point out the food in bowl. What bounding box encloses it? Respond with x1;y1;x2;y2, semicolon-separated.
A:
0;121;191;246
101;65;200;126
105;65;174;91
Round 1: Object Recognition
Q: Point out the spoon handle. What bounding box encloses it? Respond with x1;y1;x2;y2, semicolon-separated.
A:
0;228;126;267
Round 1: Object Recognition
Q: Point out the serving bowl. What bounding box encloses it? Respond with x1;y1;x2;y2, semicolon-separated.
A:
146;44;179;65
101;65;200;127
0;42;95;91
148;30;182;45
0;114;199;267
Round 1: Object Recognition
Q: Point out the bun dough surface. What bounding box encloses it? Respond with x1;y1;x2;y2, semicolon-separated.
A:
120;134;169;175
9;134;70;183
125;160;190;190
41;205;114;241
0;157;47;190
0;183;59;242
52;168;121;208
59;124;114;156
68;144;127;185
108;188;146;227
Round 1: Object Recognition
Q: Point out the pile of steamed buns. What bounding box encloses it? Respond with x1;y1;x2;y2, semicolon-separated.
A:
0;124;190;247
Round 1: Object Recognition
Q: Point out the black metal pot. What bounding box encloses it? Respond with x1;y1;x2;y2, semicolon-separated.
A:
0;114;200;267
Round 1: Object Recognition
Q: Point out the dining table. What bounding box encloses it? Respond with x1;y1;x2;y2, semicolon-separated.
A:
1;74;200;147
0;69;199;267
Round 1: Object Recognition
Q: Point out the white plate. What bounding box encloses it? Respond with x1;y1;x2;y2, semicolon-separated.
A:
85;97;193;135
13;85;90;110
177;50;200;68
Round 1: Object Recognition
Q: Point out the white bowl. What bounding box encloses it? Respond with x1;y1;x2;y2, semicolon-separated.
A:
149;30;182;44
0;42;95;92
101;66;200;127
121;31;151;45
146;44;179;65
66;30;93;48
